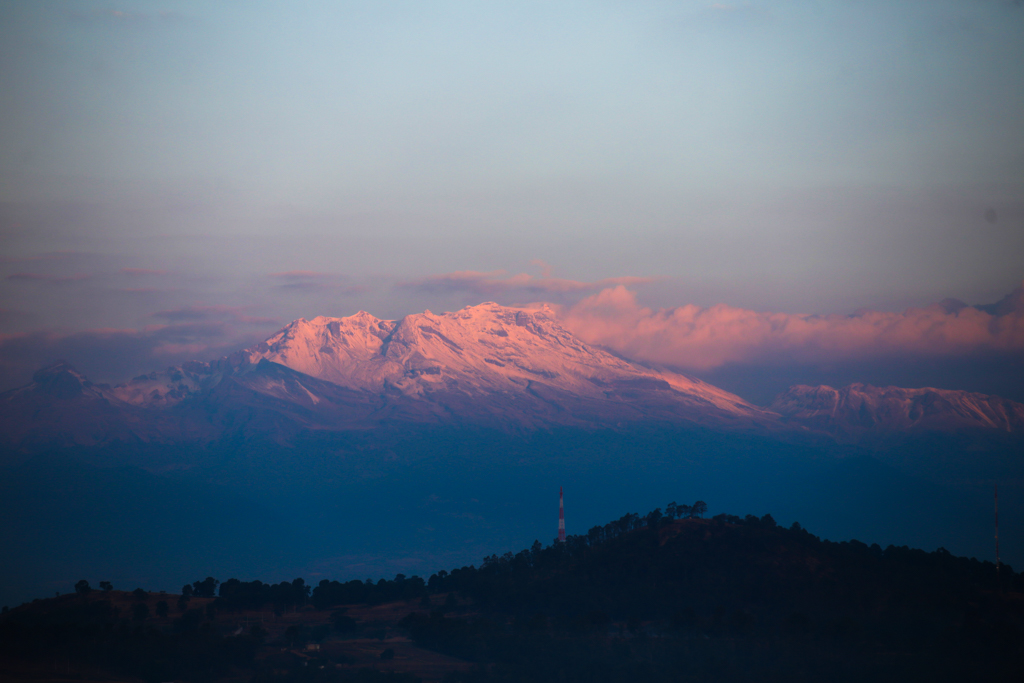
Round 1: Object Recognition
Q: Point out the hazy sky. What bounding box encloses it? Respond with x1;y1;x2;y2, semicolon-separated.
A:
1;1;1023;392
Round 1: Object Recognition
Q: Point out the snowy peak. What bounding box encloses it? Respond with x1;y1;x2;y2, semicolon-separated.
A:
245;311;398;386
769;383;1024;433
238;302;765;423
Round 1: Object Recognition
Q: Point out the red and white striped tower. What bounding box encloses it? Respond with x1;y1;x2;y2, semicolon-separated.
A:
558;487;566;543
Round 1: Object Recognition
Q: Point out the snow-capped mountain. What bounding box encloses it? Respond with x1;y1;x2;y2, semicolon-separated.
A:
233;303;769;424
4;302;1023;452
769;383;1024;434
0;303;777;448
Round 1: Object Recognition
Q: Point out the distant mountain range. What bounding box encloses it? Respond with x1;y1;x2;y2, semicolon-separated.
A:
770;383;1024;435
3;301;1023;611
1;302;1021;454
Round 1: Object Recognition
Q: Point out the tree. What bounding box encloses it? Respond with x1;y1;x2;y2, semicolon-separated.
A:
192;577;219;598
74;580;92;595
155;600;169;618
98;581;113;592
692;501;708;519
285;624;309;647
332;609;358;633
181;584;193;597
666;502;679;520
132;587;147;601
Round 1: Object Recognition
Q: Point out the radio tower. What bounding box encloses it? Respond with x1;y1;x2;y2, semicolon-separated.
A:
558;487;566;543
995;484;1001;574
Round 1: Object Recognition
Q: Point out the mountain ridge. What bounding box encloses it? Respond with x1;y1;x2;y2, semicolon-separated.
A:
769;382;1024;435
2;302;1023;452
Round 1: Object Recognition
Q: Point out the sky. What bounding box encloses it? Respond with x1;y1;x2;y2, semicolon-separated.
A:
1;0;1023;400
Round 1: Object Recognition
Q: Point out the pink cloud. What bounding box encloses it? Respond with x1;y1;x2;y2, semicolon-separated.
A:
560;283;1024;371
269;271;331;279
267;271;367;293
121;268;169;276
402;270;653;298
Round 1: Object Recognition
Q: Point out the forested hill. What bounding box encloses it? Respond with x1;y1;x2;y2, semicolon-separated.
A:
428;509;1022;623
399;510;1024;682
2;508;1022;682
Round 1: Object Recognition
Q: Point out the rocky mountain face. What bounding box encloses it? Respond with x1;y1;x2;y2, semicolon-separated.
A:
0;303;778;448
3;303;1022;452
769;382;1024;435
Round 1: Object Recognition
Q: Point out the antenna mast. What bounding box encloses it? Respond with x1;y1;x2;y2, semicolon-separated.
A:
995;484;1001;573
558;487;566;543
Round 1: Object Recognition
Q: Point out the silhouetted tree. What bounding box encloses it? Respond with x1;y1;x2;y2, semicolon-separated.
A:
132;588;147;601
285;624;309;647
692;501;708;519
192;577;219;597
98;581;113;592
74;580;91;595
332;609;358;633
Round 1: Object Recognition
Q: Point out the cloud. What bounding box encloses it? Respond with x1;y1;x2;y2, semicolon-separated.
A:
121;268;169;276
0;311;282;391
151;305;278;325
268;271;367;294
0;305;282;390
0;252;80;264
401;270;653;301
6;272;92;283
561;283;1024;373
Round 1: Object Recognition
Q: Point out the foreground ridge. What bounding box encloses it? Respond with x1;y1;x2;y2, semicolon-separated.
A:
3;506;1022;683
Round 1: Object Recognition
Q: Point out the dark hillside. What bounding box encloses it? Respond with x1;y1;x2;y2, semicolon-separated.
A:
2;509;1022;682
407;512;1024;682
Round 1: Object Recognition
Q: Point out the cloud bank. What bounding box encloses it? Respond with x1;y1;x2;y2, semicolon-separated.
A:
561;284;1024;372
400;270;652;302
0;306;279;391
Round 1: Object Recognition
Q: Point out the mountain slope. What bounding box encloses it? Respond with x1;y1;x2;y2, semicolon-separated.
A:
5;304;1024;453
235;303;773;427
769;382;1024;434
0;304;779;449
0;361;187;449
